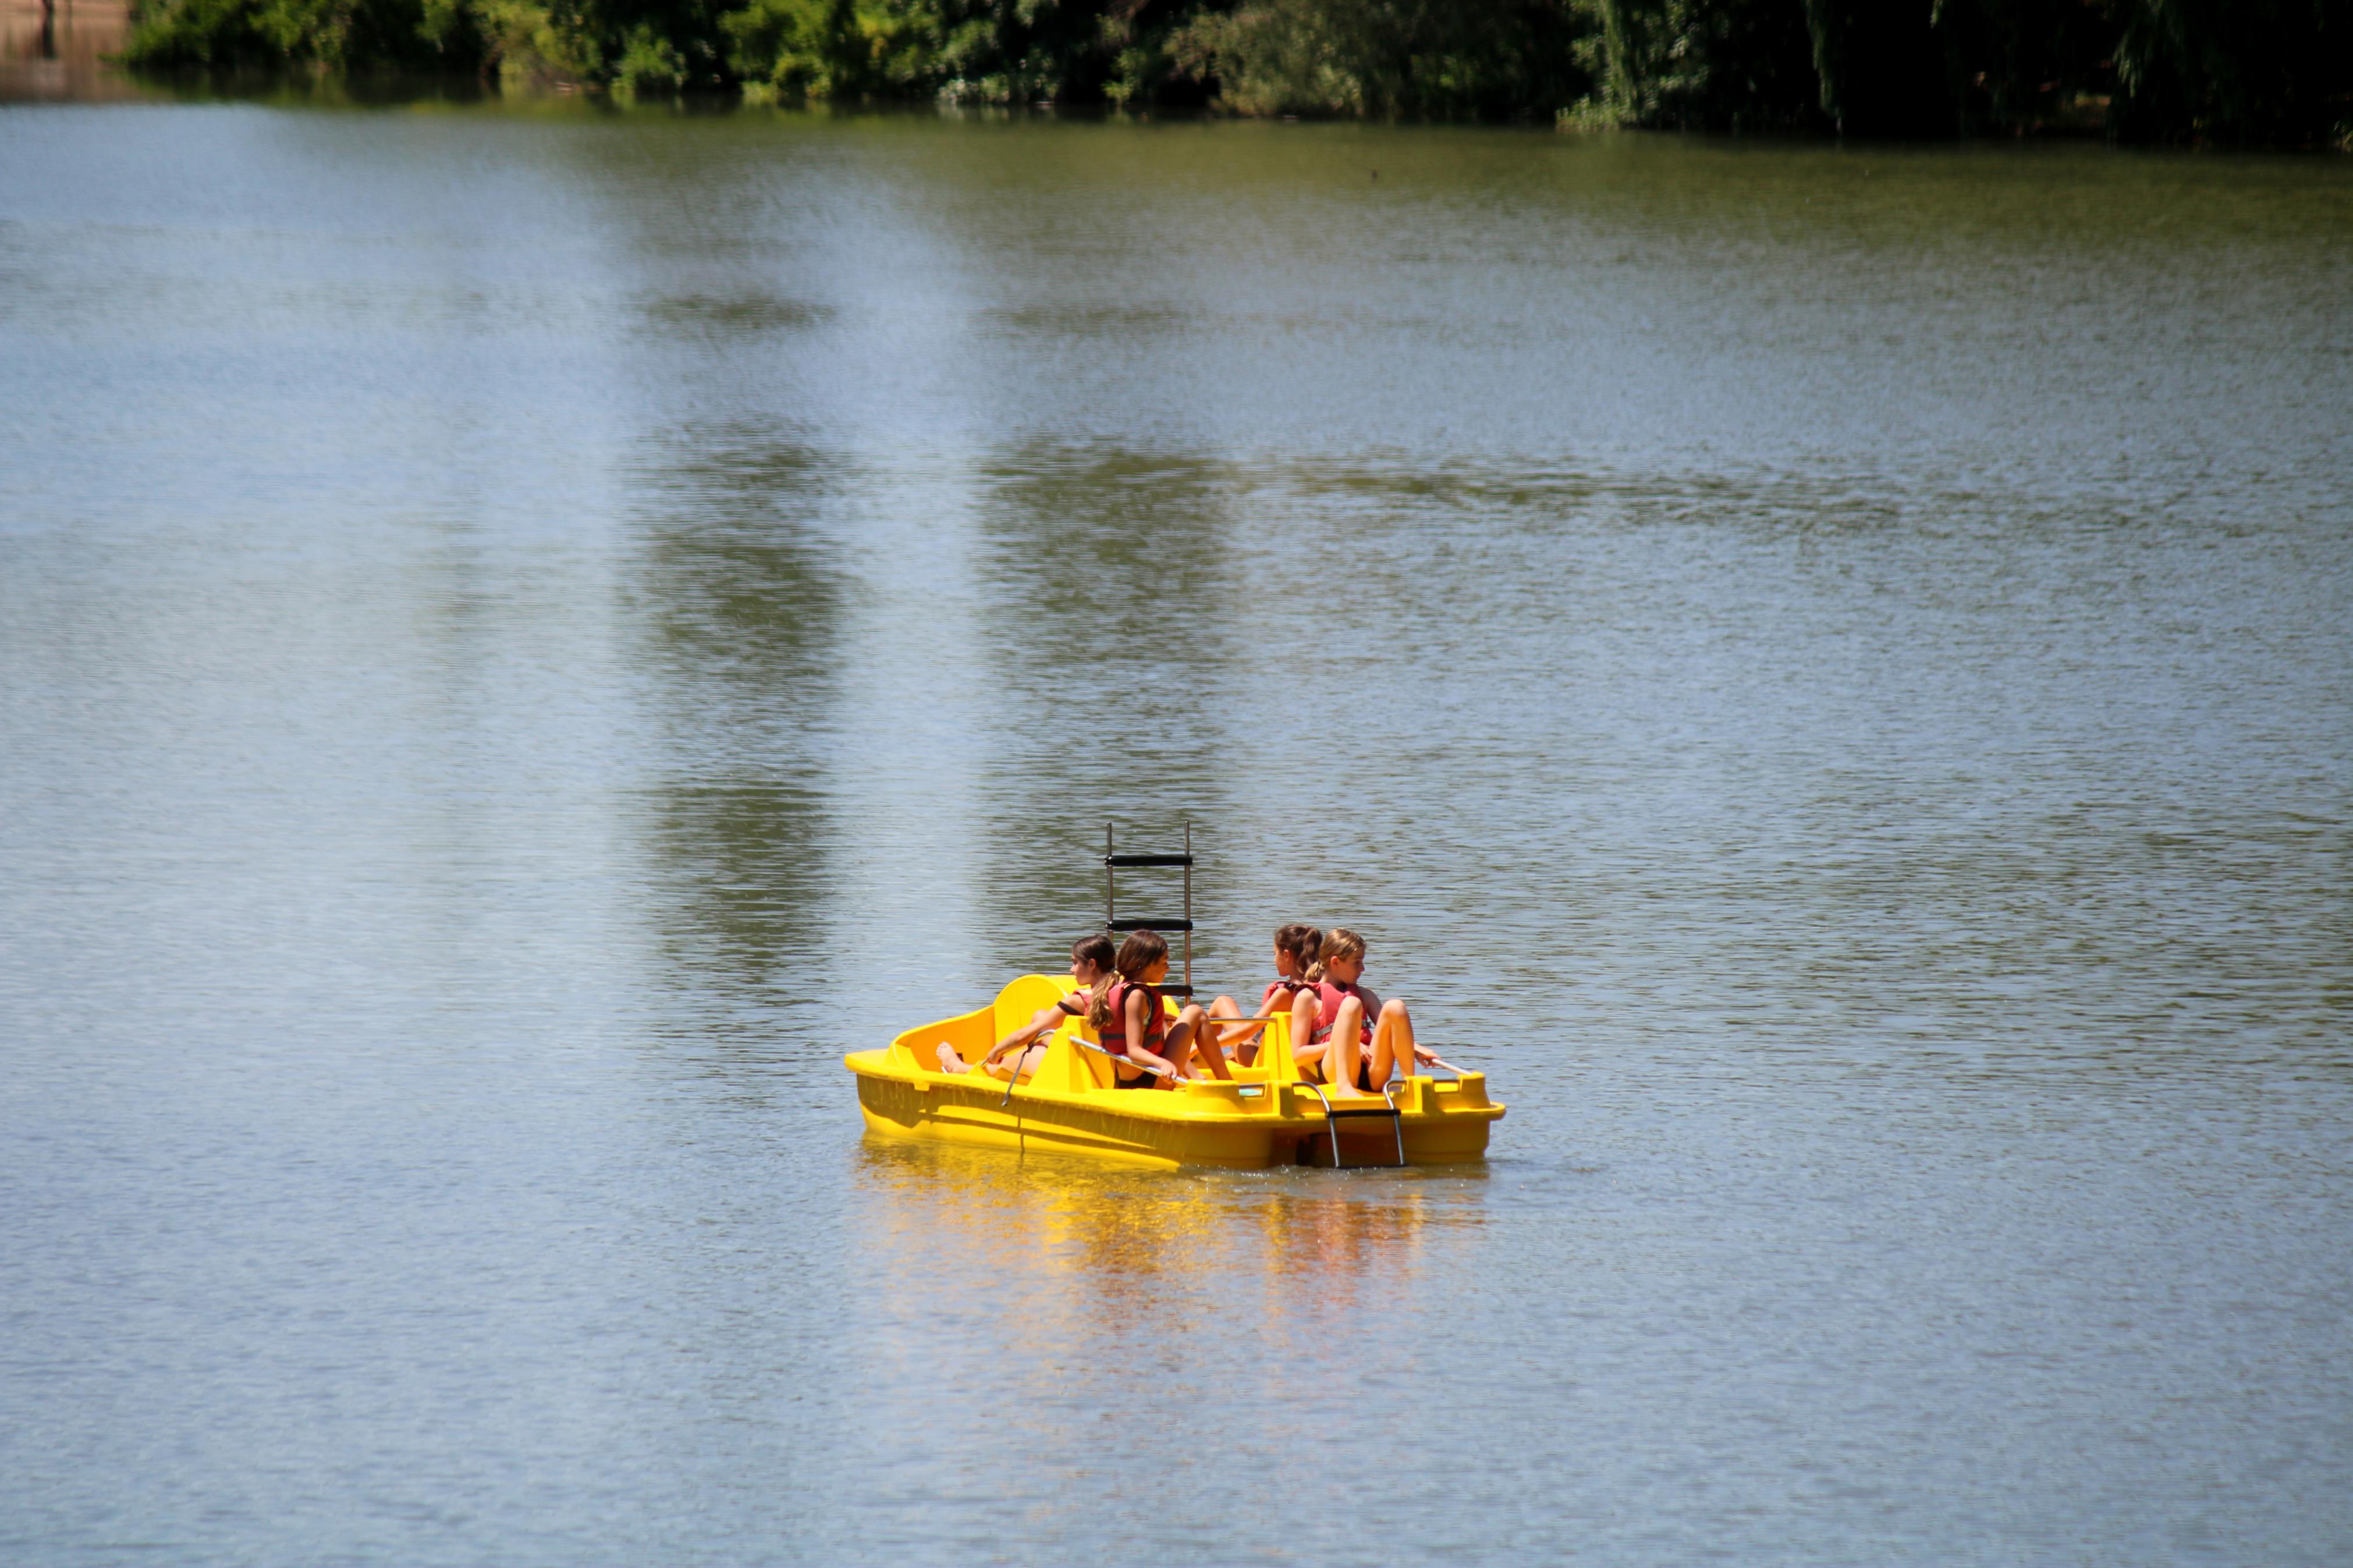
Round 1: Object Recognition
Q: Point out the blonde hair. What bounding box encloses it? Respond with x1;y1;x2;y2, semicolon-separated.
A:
1305;927;1362;984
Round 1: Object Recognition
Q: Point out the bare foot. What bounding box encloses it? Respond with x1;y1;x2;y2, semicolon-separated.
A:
935;1042;968;1074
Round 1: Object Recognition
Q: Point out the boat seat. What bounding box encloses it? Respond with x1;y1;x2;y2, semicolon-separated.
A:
992;973;1077;1041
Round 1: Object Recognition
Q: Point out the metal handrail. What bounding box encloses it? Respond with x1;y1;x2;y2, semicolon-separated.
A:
1287;1079;1340;1167
1381;1078;1408;1167
1287;1077;1410;1169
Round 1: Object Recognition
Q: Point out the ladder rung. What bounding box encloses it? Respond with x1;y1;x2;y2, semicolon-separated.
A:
1108;918;1193;932
1325;1107;1403;1119
1104;853;1194;867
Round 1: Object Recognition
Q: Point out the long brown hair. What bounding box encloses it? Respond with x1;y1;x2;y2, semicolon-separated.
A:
1305;926;1363;984
1275;923;1322;986
1088;929;1167;1027
1070;933;1118;1024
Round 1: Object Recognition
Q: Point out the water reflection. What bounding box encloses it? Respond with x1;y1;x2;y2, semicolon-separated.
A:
637;293;832;341
0;0;133;99
970;443;1248;740
644;778;828;983
633;422;844;692
963;443;1252;961
628;421;846;1004
850;1139;1475;1347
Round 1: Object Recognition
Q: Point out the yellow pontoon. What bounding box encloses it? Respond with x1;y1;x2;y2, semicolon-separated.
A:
844;973;1504;1170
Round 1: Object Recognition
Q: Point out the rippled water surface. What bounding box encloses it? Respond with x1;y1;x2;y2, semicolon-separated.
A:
3;104;2351;1565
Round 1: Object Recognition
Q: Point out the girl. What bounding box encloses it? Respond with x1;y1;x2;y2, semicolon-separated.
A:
1096;929;1231;1088
937;933;1117;1083
1303;927;1435;1096
1199;923;1323;1069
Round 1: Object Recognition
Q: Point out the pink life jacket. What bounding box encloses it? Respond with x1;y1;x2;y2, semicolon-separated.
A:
1261;977;1310;1011
1098;977;1165;1057
1310;980;1375;1047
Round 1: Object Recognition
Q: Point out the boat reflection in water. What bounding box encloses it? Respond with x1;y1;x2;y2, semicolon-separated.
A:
846;1137;1487;1382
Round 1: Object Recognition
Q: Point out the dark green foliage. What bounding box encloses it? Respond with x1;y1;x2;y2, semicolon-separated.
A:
495;0;741;88
125;0;485;69
118;0;2351;142
1581;0;1821;130
1590;0;2350;143
861;0;1154;104
1802;0;1951;135
721;0;1224;105
720;0;858;94
1933;0;2117;135
2109;0;2353;144
1171;0;1593;118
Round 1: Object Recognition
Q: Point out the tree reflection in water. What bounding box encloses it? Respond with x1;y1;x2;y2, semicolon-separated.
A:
962;443;1250;973
629;422;848;1017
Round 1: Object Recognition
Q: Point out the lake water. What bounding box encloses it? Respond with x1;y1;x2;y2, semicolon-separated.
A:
2;101;2350;1565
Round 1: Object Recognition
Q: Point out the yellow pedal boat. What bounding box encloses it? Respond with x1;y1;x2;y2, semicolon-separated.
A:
845;973;1504;1170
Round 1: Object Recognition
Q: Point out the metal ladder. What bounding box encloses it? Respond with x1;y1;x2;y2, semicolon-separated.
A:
1288;1079;1408;1169
1103;821;1194;998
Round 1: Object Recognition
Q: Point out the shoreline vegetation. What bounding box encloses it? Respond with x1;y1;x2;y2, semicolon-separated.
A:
115;0;2352;149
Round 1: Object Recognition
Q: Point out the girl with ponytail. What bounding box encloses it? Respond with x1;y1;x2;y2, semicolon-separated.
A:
1093;929;1232;1088
1301;927;1435;1096
1198;924;1323;1069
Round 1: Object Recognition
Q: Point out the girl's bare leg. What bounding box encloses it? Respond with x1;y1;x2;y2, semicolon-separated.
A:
1204;995;1258;1066
1124;1043;1183;1085
936;1043;970;1073
986;1043;1048;1083
978;1009;1056;1071
1369;999;1418;1086
1173;1008;1233;1080
1329;997;1370;1096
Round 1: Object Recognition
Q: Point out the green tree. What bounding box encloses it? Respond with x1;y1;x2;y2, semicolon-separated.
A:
1172;0;1592;118
721;0;863;94
126;0;486;69
1579;0;1820;129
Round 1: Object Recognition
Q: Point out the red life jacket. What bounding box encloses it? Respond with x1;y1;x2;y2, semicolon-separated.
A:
1261;977;1309;1011
1098;977;1165;1056
1310;980;1375;1047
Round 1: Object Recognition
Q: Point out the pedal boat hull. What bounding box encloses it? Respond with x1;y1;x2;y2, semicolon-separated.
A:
846;975;1503;1170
